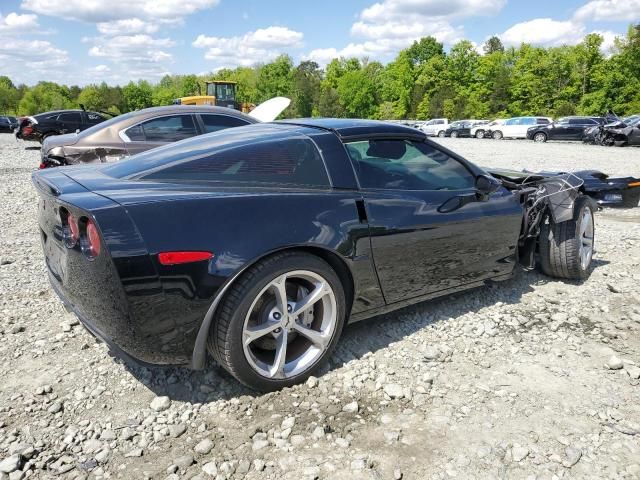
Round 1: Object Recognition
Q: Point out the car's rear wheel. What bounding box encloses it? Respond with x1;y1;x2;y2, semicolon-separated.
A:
492;130;503;140
539;196;595;280
208;251;346;391
533;132;547;143
450;131;458;138
437;130;446;137
475;130;484;139
622;189;640;208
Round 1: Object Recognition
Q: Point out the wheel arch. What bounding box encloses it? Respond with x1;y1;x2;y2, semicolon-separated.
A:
190;244;355;370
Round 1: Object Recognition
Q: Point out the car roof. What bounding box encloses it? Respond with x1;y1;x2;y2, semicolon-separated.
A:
277;118;426;139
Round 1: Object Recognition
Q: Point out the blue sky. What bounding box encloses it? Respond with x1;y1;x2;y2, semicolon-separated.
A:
0;0;638;85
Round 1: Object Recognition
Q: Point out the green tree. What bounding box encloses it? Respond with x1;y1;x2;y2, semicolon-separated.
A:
293;61;322;117
256;55;294;102
483;36;504;54
406;37;444;65
122;80;153;111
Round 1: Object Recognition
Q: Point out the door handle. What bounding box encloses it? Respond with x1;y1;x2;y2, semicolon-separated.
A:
355;199;368;223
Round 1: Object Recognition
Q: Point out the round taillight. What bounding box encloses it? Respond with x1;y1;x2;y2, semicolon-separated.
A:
63;213;79;248
85;220;101;259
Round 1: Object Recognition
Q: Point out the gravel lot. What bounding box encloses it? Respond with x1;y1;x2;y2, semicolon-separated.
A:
1;134;639;480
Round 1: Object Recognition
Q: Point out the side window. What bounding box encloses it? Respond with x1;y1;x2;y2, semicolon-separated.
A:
504;119;516;126
556;118;570;125
345;139;476;191
124;115;197;142
523;118;535;125
143;137;330;187
87;113;105;124
537;118;550;124
200;114;250;133
59;112;82;123
569;118;591;125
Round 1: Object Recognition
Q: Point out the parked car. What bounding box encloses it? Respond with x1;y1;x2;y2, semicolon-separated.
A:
489;117;552;139
34;119;595;391
420;118;449;137
40;98;290;168
445;120;488;138
0;115;18;133
526;116;605;142
583;116;640;146
471;119;503;139
16;110;109;143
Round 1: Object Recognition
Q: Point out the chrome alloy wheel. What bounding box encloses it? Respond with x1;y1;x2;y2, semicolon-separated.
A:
579;208;594;270
242;270;337;379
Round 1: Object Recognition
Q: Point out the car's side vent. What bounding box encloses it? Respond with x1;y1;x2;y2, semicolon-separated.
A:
355;199;368;223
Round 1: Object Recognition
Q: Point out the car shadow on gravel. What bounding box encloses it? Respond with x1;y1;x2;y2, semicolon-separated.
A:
114;261;608;404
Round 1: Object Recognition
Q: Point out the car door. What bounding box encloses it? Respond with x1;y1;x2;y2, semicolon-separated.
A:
344;138;522;304
501;118;518;137
121;114;199;156
57;112;83;134
549;118;570;140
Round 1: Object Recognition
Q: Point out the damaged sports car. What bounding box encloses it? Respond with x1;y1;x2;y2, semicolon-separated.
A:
33;119;595;391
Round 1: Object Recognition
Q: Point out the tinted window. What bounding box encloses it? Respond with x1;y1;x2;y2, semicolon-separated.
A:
200;114;250;133
87;112;105;124
504;118;517;126
59;112;82;123
143;137;329;187
557;118;570;125
0;117;6;124
8;116;16;122
569;118;595;125
522;118;536;125
537;118;550;124
345;139;475;191
125;115;197;142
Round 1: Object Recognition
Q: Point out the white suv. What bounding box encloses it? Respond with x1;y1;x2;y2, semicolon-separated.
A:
489;116;552;139
420;118;449;137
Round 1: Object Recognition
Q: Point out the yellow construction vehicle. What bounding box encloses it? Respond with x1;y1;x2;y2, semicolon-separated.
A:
173;80;254;113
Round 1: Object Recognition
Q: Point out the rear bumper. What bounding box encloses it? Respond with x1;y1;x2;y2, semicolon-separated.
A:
49;272;168;369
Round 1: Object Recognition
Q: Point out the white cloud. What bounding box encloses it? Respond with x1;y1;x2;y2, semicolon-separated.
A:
97;18;159;36
499;18;586;47
0;12;39;33
0;39;69;83
574;0;640;22
360;0;506;22
86;35;175;79
591;29;622;53
305;0;503;65
21;0;219;23
193;26;304;67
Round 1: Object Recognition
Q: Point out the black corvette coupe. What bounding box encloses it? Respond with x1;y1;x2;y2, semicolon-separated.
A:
33;119;595;391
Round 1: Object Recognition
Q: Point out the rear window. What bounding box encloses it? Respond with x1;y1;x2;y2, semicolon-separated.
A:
536;118;550;124
142;137;329;187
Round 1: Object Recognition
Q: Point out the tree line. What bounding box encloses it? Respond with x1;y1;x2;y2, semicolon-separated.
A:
1;25;639;120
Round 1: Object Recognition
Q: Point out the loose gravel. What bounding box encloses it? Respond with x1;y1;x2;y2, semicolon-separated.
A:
1;134;639;480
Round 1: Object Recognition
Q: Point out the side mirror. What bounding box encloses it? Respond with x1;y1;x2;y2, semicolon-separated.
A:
476;174;502;195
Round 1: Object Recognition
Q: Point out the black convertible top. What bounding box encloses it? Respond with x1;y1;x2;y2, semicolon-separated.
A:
278;118;426;139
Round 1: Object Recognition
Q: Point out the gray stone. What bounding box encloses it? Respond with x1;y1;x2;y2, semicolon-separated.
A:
625;365;640;379
606;356;624;370
168;424;187;438
194;438;214;455
512;445;529;462
384;383;404;399
342;401;358;413
124;448;143;458
150;396;171;412
0;455;21;474
173;455;194;469
563;447;582;467
202;462;217;476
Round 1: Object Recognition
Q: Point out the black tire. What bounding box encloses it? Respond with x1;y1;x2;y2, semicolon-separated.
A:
475;130;484;139
450;131;458;138
622;189;640;208
492;130;503;140
539;196;595;280
208;251;346;391
533;132;547;143
437;130;446;137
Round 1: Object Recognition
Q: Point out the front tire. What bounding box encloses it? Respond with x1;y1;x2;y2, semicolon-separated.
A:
437;130;446;137
208;251;346;391
475;130;484;139
539;197;595;280
450;131;458;138
492;130;503;140
622;189;640;208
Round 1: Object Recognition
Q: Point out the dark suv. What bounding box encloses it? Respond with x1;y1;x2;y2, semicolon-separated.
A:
16;109;109;143
526;116;605;143
0;115;18;133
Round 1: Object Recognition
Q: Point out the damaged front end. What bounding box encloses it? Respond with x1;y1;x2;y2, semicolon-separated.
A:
488;170;585;270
